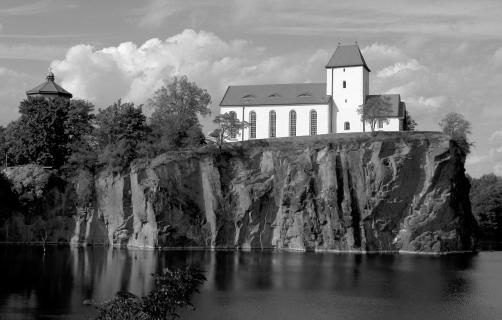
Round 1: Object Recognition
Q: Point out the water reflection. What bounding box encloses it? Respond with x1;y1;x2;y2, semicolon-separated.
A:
0;246;501;320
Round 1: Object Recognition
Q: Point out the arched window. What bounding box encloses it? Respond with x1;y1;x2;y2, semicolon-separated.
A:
249;111;256;139
289;110;296;136
269;110;276;138
229;111;237;139
344;121;350;130
343;80;346;88
310;110;317;136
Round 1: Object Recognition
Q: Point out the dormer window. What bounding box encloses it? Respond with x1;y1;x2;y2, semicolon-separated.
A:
268;93;280;98
343;81;346;88
242;94;255;99
297;92;311;97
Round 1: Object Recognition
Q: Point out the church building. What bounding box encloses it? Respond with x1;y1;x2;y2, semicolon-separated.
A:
219;44;406;140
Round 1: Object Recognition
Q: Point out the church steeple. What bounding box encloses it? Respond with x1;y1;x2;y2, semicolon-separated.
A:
26;69;72;100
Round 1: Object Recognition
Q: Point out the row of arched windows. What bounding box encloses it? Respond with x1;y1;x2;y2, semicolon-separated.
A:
248;110;317;139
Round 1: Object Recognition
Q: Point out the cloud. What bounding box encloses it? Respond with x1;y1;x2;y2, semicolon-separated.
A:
0;1;51;16
51;29;327;117
0;67;34;124
377;59;424;78
490;130;502;141
132;0;179;28
495;163;502;176
0;43;68;61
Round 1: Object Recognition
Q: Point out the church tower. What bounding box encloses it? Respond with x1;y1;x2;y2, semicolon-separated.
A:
326;44;370;133
26;69;73;100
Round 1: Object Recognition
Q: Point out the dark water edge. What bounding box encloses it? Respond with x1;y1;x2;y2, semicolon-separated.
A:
0;246;502;320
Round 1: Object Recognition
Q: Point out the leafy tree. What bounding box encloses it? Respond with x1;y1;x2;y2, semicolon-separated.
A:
1;97;95;169
96;267;206;320
95;99;148;171
403;110;417;131
209;112;249;149
357;97;393;134
470;174;502;243
148;76;211;152
438;112;473;154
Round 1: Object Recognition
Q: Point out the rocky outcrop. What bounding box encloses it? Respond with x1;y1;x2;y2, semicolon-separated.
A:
0;132;477;253
82;132;476;253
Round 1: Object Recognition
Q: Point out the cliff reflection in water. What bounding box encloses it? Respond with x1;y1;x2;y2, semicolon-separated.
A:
0;247;501;320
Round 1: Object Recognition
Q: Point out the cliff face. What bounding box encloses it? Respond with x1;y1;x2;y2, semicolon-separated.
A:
84;132;476;253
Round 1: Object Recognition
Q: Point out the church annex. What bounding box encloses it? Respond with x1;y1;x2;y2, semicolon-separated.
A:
219;44;406;140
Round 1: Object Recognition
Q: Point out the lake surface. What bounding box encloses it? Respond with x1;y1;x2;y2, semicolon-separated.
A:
0;246;501;320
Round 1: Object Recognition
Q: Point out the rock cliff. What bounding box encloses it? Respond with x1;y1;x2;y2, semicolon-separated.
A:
0;132;477;253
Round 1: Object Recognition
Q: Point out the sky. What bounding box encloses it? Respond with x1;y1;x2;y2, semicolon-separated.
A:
0;0;501;177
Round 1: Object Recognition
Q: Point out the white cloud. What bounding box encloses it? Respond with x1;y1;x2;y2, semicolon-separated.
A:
377;59;424;78
494;163;502;176
490;130;502;141
51;29;326;120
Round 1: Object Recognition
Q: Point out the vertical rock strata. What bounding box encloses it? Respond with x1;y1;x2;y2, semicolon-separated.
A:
89;132;476;253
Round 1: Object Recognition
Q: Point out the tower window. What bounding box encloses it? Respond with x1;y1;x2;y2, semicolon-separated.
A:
229;111;237;139
310;110;317;136
289;110;296;137
343;81;346;88
343;68;345;72
269;110;276;138
344;122;350;130
249;111;256;139
378;119;384;129
345;99;347;103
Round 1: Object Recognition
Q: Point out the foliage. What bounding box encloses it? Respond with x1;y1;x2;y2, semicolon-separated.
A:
438;112;473;154
403;110;417;131
209;112;249;147
357;98;393;134
1;97;95;169
148;76;211;152
470;174;502;242
95;99;148;171
96;267;206;320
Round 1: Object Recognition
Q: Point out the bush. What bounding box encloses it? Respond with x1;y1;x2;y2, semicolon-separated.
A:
96;267;206;320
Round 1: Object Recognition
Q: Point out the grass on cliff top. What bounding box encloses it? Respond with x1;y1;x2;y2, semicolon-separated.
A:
142;131;448;168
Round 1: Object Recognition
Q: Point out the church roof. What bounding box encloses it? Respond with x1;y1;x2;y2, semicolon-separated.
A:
220;83;330;106
364;94;405;118
26;71;72;98
325;44;370;71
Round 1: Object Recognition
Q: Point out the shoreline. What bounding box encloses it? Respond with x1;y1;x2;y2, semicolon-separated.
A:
0;241;497;254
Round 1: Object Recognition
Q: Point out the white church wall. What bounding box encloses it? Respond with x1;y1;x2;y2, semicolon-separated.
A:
220;104;330;141
330;66;366;133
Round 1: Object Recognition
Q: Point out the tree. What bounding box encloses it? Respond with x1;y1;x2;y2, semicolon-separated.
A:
470;174;502;243
438;112;472;154
96;267;206;320
403;110;417;131
148;76;211;152
209;112;249;149
95;99;148;171
357;97;393;134
1;97;95;169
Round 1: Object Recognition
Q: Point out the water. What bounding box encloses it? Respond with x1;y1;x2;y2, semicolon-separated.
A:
0;246;501;320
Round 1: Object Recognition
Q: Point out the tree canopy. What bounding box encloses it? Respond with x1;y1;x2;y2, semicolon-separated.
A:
403;110;417;131
470;174;502;243
438;112;473;154
2;97;95;169
357;98;393;133
148;76;210;151
209;112;248;148
95;99;148;171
